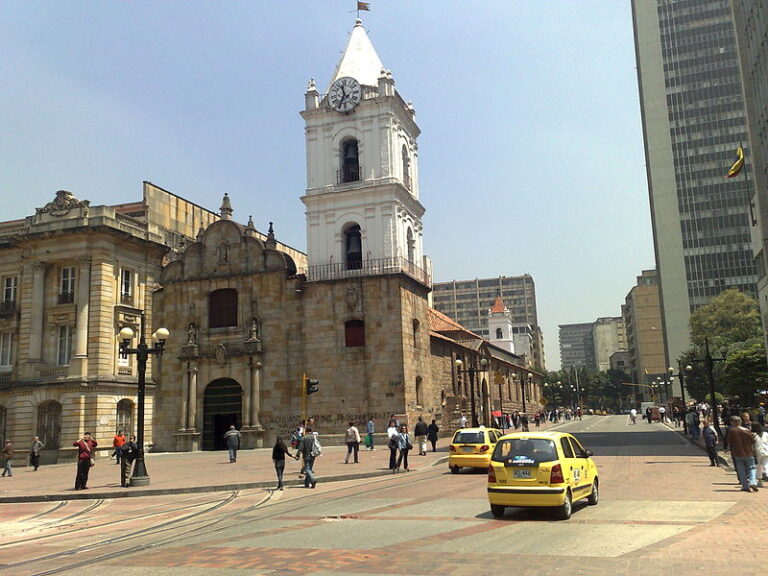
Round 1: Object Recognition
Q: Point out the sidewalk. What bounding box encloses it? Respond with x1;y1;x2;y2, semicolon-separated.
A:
663;420;732;469
0;445;449;504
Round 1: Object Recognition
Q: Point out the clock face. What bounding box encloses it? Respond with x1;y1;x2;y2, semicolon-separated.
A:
328;76;362;113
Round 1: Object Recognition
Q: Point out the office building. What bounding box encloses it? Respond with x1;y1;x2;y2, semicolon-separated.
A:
559;323;595;373
732;2;768;346
632;0;757;372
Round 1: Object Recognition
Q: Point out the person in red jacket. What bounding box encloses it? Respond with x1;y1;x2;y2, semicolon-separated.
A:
73;432;97;490
112;430;126;465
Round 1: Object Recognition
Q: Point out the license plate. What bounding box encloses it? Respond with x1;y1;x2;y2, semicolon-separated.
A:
513;469;532;479
463;447;475;454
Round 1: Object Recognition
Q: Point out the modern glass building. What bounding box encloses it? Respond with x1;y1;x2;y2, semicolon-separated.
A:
632;0;757;371
559;323;595;373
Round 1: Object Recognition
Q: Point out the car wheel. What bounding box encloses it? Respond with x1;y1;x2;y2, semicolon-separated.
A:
490;504;505;518
450;465;460;474
587;479;599;506
557;489;572;520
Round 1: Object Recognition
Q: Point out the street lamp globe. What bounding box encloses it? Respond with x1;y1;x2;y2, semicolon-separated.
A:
119;326;134;342
454;358;463;368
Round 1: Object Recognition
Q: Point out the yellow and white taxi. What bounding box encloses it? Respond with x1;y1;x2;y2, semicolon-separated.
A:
487;430;599;520
448;427;502;473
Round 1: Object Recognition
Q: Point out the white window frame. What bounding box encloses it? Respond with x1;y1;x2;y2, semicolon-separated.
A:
57;325;73;366
0;333;12;367
60;267;75;297
120;269;133;299
3;277;17;303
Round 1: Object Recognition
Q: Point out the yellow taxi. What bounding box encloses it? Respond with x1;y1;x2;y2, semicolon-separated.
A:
448;427;502;473
487;430;599;520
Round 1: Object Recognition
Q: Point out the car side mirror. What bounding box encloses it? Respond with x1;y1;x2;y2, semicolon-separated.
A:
584;449;593;457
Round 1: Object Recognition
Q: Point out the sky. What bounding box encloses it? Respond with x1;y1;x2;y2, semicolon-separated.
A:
0;1;655;370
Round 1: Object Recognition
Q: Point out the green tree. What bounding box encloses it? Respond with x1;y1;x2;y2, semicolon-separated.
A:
683;289;768;403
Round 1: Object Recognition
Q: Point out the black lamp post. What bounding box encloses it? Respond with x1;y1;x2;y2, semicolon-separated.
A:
512;371;531;413
118;314;169;487
455;357;487;427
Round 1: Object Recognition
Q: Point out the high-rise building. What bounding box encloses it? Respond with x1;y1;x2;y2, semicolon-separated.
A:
622;269;667;390
431;275;544;369
593;317;627;373
632;0;757;370
559;323;595;373
732;2;768;346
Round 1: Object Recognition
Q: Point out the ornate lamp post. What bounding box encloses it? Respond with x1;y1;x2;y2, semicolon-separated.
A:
455;357;488;427
118;314;169;487
511;371;530;413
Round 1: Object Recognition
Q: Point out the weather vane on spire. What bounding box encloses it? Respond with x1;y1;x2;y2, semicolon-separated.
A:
356;1;370;18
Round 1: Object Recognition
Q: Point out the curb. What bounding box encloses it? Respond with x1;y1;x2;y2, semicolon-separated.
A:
0;456;451;504
664;422;731;470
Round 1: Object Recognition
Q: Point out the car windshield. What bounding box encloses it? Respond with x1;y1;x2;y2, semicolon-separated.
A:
453;432;485;444
492;438;558;463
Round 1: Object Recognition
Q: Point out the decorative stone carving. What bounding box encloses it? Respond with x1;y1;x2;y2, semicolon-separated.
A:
36;190;90;217
187;322;197;346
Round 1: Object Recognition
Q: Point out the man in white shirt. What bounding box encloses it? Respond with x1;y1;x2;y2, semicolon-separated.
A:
459;414;468;428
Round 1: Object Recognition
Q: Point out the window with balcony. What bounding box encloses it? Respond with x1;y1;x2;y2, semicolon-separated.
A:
120;269;133;305
59;267;75;304
345;319;365;347
57;325;73;366
209;289;238;328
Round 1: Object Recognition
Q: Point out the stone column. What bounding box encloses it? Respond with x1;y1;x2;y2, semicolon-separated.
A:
71;257;91;375
187;361;198;430
27;262;47;363
250;359;262;428
180;362;190;430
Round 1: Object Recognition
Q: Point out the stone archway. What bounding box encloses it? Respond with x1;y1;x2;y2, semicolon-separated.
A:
203;378;242;451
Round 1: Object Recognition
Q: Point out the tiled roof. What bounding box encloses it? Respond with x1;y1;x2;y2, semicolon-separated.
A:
489;296;506;314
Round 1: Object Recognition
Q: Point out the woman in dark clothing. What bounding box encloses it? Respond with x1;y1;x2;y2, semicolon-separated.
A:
272;436;297;490
73;432;97;490
427;419;440;453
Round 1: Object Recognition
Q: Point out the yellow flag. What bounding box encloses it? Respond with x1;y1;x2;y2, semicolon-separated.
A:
726;146;744;178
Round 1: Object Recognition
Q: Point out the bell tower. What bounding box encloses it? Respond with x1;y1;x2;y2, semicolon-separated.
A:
301;19;427;279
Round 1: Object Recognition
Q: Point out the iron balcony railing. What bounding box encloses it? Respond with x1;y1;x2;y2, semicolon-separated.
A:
306;257;430;285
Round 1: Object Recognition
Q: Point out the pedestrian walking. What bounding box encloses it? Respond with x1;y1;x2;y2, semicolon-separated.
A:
658;406;666;423
395;424;412;472
520;413;529;432
120;435;138;487
427;419;439;452
344;421;361;464
751;422;768;483
366;417;375;450
112;429;126;464
2;440;13;477
73;432;97;490
224;425;242;463
272;436;298;490
414;416;428;456
29;436;44;471
726;416;758;492
387;419;399;471
295;426;319;488
702;418;719;466
629;408;637;424
458;414;468;428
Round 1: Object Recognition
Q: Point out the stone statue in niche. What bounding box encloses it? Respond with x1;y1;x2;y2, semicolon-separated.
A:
187;322;197;346
215;343;227;365
217;242;229;264
248;317;261;341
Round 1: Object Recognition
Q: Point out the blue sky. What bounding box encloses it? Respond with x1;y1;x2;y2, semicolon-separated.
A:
0;1;654;369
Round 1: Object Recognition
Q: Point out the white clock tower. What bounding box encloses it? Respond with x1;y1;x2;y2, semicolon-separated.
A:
301;19;426;277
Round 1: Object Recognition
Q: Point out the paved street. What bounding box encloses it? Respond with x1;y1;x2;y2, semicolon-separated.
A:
2;415;767;576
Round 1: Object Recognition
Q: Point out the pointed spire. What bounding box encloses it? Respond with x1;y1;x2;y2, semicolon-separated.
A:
489;295;508;315
246;215;255;231
329;18;385;89
266;222;276;249
220;193;233;220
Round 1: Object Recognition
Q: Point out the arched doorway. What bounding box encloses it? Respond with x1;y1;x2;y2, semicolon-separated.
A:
203;378;242;451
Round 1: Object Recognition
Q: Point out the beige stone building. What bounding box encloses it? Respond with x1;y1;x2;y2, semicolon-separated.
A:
0;183;301;460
